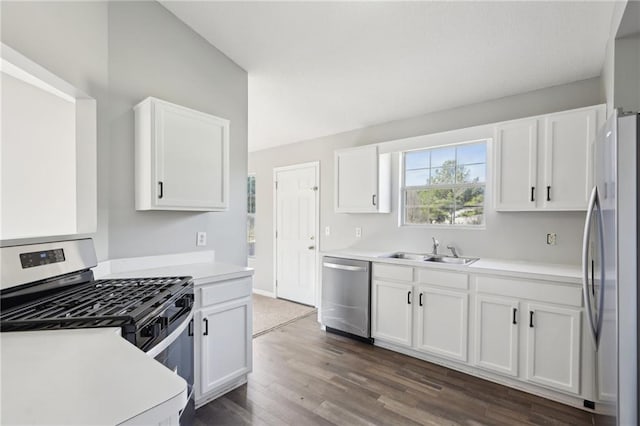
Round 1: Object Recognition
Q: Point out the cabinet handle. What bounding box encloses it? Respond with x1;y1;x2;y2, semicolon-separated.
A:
529;311;534;328
158;181;164;199
419;293;423;307
512;308;517;325
188;319;194;336
203;318;209;335
407;291;411;305
372;194;377;206
546;186;551;202
530;186;535;202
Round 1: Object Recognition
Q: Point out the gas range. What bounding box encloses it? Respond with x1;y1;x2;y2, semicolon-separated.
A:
0;238;195;425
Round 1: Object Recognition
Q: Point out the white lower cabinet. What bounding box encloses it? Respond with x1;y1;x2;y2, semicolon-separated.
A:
372;263;591;406
525;302;581;395
194;277;253;407
474;295;520;377
415;286;468;362
371;279;413;346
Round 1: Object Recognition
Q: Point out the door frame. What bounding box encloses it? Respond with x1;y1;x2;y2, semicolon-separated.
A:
272;161;320;306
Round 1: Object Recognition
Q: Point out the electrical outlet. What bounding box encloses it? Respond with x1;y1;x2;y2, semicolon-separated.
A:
355;227;362;238
325;226;331;236
546;233;557;245
196;231;207;247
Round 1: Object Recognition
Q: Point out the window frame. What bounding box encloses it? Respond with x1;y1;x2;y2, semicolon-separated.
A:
400;140;488;229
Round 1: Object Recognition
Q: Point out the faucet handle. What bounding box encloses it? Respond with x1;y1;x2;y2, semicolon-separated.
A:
432;237;439;246
446;244;459;258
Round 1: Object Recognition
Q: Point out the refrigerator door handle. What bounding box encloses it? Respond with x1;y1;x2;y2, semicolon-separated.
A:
582;186;599;346
594;190;606;345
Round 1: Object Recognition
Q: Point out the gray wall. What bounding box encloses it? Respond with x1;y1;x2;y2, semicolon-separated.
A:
107;2;248;264
1;1;248;266
249;77;603;294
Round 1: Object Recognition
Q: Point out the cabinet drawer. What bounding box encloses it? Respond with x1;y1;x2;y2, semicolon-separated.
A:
373;263;413;282
475;275;582;307
199;277;252;307
416;268;468;290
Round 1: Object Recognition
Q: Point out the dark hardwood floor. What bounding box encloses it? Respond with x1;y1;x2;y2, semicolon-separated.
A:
196;315;595;425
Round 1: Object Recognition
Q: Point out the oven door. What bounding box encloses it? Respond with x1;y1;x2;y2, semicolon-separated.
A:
147;310;195;426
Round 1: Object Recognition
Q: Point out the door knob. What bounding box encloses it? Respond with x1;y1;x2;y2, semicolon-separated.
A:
308;246;315;250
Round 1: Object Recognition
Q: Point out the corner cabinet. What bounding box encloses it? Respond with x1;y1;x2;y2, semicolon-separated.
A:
334;145;390;213
194;276;252;408
494;104;605;211
134;97;230;211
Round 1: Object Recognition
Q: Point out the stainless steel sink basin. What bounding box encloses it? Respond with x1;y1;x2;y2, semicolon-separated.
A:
385;252;432;261
381;252;478;265
425;256;478;265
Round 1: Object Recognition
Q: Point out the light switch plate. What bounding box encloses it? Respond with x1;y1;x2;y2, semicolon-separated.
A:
355;227;362;238
325;226;330;236
546;233;557;245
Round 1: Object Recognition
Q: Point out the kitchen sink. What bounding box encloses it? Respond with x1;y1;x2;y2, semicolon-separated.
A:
385;252;432;261
382;252;478;265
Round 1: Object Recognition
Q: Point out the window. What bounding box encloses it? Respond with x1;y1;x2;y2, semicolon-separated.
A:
402;141;486;226
247;175;256;257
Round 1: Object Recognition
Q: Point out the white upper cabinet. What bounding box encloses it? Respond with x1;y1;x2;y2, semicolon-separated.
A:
0;44;96;240
494;104;604;211
134;97;229;211
334;145;390;213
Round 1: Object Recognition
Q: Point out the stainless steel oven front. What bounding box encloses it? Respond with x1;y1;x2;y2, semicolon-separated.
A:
146;305;195;426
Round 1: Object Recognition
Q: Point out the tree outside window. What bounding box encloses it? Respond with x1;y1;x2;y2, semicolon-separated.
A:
403;142;486;226
247;175;256;257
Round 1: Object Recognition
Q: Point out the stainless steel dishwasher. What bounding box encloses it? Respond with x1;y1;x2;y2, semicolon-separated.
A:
321;256;372;342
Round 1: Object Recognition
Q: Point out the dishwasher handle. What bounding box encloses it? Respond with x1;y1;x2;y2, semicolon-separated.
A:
323;262;367;272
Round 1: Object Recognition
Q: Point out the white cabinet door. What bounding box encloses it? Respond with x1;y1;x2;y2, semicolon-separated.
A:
541;108;597;210
474;295;519;377
371;280;413;346
334;145;390;213
494;119;538;210
525;303;581;395
199;297;252;396
135;97;229;211
414;286;468;362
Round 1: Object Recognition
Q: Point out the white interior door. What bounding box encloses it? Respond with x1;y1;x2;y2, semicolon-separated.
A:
275;163;318;306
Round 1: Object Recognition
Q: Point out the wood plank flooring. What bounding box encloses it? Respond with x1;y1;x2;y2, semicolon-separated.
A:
196;315;596;426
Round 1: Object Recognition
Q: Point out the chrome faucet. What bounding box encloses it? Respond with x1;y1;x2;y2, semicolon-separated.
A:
447;245;459;258
432;237;439;255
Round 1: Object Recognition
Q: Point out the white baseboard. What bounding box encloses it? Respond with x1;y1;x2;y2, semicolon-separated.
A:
252;288;275;298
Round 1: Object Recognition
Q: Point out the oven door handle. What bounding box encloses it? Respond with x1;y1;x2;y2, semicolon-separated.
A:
146;310;193;358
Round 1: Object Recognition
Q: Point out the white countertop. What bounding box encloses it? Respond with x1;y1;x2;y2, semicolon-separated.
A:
322;249;581;284
99;261;253;286
1;328;187;425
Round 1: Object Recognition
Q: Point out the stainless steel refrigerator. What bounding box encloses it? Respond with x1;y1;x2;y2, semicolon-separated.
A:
583;110;639;425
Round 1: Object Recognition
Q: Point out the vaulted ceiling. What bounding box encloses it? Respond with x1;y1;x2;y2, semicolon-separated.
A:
161;1;617;152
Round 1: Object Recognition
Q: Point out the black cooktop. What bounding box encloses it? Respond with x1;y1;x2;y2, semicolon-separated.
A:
0;276;192;332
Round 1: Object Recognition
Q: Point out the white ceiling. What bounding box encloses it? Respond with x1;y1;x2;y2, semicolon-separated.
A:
161;1;617;152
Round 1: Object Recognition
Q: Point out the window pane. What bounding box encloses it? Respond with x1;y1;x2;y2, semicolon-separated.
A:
430;164;455;184
405;151;429;170
454;187;485;225
430;147;455;167
405;207;430;224
247;214;255;257
457;143;486;165
405;169;430;186
456;163;486;184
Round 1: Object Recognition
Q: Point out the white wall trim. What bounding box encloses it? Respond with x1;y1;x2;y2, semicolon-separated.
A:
252;288;275;298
